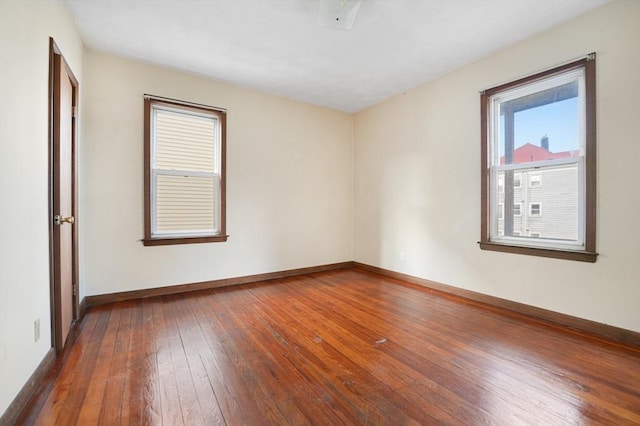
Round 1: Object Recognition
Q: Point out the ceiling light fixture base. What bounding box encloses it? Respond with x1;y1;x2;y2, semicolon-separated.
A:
317;0;363;30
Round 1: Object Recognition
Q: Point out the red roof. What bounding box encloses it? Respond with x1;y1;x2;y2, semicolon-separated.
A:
500;143;578;165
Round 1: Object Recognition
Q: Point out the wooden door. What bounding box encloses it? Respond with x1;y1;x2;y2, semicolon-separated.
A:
50;39;78;351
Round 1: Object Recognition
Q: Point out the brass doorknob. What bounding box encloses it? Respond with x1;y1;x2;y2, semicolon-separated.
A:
54;215;75;225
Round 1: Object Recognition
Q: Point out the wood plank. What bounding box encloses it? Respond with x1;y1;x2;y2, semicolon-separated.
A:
187;289;266;425
171;295;226;425
161;296;203;425
134;298;163;425
119;299;145;426
72;305;122;425
151;295;185;426
98;301;134;425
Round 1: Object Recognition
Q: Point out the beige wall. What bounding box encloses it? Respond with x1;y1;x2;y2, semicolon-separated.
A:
81;51;354;298
0;0;84;415
354;0;640;332
2;0;638;419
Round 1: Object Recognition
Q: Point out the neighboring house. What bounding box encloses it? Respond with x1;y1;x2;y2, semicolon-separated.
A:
498;137;578;240
499;138;579;165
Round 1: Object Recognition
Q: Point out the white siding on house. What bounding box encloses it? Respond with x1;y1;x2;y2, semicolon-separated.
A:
498;165;578;240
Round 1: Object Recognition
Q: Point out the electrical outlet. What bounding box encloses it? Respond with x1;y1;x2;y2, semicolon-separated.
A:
34;319;40;342
399;252;406;263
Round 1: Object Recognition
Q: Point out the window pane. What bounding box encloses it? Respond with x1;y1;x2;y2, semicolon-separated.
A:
513;203;521;216
496;163;578;241
155;174;218;234
155;108;216;173
530;203;541;216
530;174;542;187
498;79;581;166
514;173;522;188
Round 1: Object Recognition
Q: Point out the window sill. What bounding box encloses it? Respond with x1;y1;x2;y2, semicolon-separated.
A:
479;241;597;263
143;235;229;246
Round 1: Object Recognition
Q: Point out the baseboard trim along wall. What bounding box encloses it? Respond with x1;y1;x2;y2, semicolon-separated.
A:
352;262;640;349
78;296;88;319
0;348;56;426
84;261;355;307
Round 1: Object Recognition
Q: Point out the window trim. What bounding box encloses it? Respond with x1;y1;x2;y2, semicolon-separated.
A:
479;55;597;262
143;95;228;246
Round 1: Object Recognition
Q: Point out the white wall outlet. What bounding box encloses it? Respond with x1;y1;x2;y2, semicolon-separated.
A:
399;252;406;263
34;318;40;342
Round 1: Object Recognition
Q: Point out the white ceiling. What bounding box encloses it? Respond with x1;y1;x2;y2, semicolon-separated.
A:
65;0;608;113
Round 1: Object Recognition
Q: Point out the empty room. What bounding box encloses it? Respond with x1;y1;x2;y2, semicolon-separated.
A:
1;0;639;424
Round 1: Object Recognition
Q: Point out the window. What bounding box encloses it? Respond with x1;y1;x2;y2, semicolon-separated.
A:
529;174;542;187
513;173;522;188
498;203;504;219
513;203;522;217
480;55;597;262
143;96;227;245
529;203;541;216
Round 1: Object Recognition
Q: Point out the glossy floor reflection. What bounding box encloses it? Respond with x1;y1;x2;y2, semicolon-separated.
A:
19;269;640;425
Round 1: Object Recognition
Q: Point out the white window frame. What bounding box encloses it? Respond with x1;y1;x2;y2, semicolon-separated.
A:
529;174;542;188
513;203;522;217
513;173;522;188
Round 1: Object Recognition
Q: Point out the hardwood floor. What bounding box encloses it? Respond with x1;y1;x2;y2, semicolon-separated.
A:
18;269;640;425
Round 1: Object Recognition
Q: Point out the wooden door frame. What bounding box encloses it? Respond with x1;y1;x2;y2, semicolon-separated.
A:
48;37;80;353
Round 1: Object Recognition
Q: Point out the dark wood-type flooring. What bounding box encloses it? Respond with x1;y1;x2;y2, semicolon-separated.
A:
18;269;640;425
